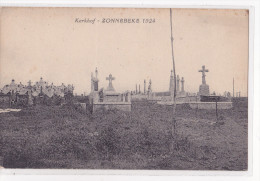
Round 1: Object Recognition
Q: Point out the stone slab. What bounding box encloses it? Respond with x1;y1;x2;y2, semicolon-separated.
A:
93;102;131;112
189;102;233;110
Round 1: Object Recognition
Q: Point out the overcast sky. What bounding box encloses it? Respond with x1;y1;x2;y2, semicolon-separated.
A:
0;8;248;96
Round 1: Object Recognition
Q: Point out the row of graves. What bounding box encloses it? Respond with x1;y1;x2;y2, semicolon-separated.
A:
0;78;74;108
155;65;232;109
131;70;195;103
88;68;131;113
130;79;153;100
131;65;232;110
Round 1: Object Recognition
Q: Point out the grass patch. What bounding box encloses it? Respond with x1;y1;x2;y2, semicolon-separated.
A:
0;99;247;170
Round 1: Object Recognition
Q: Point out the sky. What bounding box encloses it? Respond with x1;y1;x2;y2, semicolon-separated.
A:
0;8;248;96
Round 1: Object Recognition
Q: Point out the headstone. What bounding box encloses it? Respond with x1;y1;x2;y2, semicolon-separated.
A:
181;77;185;92
28;80;32;87
227;92;231;99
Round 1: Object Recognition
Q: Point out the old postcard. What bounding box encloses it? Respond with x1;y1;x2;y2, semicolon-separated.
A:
0;7;249;171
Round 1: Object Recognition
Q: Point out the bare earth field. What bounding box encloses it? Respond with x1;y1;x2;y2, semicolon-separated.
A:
0;98;248;170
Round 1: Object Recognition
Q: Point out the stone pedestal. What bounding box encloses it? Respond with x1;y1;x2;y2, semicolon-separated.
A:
199;84;210;96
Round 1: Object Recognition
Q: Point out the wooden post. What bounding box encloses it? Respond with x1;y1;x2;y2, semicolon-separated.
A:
170;8;177;153
215;98;218;120
196;95;198;118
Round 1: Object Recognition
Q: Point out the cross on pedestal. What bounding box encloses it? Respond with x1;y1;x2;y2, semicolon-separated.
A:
199;65;209;85
106;74;115;91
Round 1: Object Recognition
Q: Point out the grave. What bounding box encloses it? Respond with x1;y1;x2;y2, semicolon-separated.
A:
88;68;131;112
188;65;232;110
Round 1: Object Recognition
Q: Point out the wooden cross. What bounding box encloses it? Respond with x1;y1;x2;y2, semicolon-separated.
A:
199;65;209;84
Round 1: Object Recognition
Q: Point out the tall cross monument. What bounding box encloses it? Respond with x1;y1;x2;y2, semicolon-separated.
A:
199;65;209;85
198;65;210;96
106;74;115;92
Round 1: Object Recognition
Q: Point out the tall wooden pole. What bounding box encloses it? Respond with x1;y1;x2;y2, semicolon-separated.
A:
170;9;177;140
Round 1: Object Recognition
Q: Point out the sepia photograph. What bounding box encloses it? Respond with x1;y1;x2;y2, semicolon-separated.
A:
0;7;249;171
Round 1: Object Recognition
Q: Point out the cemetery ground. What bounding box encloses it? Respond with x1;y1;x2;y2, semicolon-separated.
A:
0;98;247;170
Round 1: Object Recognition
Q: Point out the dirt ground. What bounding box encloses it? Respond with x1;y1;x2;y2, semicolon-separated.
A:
0;98;247;170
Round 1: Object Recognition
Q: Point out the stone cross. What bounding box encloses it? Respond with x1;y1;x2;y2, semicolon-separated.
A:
199;65;209;85
106;74;115;91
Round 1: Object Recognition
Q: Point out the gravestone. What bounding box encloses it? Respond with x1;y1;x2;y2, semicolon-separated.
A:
181;77;185;92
